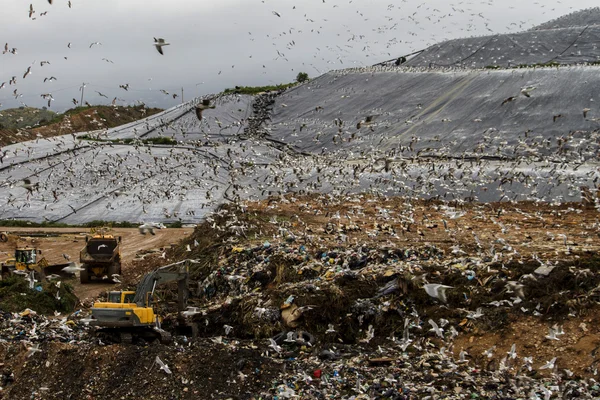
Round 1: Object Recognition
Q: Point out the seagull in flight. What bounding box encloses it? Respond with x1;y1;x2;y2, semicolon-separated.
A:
423;284;453;303
153;38;170;55
195;99;215;120
23;66;32;79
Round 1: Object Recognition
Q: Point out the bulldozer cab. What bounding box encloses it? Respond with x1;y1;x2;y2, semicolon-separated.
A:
15;248;40;264
107;291;136;304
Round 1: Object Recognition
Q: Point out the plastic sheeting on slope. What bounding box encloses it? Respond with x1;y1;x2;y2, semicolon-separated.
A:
533;7;600;31
106;94;254;143
0;66;599;224
402;25;600;69
267;65;600;161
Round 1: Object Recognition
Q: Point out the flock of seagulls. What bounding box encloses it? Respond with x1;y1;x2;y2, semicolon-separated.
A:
1;3;600;398
3;1;590;110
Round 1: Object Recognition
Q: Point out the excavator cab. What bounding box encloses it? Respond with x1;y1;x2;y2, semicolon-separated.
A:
15;248;40;265
1;247;71;281
107;291;136;304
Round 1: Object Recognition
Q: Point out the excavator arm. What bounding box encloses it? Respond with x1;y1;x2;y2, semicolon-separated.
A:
133;260;190;311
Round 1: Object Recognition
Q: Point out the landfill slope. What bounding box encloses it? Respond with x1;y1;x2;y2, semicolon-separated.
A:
0;11;599;224
403;8;600;68
268;66;600;158
0;65;598;224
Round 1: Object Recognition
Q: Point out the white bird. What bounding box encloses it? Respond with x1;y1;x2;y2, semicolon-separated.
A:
268;338;282;353
423;284;453;303
545;327;560;341
457;349;469;363
552;324;565;336
272;11;281;17
62;264;84;274
483;345;496;358
520;86;536;97
284;331;295;342
505;281;525;299
467;307;484;319
153;38;170;55
25;343;42;358
522;356;534;371
181;307;201;317
539;357;557;370
507;343;517;359
428;319;444;338
155;356;172;374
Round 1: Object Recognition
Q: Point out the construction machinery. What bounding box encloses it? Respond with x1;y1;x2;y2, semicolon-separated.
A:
88;260;190;344
79;231;122;284
1;246;72;280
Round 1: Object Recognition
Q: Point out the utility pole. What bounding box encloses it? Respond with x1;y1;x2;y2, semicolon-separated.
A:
181;87;184;104
79;82;87;106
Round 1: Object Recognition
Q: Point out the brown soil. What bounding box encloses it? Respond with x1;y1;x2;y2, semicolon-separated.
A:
0;227;193;300
0;105;162;146
2;195;600;398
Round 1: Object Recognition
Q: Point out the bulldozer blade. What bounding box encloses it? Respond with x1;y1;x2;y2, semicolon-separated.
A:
44;262;75;278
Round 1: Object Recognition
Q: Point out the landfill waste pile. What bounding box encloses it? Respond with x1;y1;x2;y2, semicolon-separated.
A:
3;6;600;400
2;194;600;399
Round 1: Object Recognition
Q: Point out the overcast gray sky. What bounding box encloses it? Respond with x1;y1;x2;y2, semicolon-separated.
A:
1;0;597;112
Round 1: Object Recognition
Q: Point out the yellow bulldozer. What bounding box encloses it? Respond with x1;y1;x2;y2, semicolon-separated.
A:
1;246;72;280
88;260;190;344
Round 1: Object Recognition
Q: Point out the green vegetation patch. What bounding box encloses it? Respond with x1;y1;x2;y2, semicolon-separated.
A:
0;220;71;228
0;276;77;314
0;107;57;130
79;135;178;146
223;83;297;95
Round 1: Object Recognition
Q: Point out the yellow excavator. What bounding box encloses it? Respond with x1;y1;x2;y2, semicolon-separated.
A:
1;246;72;280
89;260;191;344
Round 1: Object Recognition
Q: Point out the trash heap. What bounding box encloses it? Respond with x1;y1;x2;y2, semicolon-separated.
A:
3;194;600;399
167;195;600;398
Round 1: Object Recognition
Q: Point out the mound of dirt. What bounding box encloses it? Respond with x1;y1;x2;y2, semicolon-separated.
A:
0;105;162;146
2;194;600;399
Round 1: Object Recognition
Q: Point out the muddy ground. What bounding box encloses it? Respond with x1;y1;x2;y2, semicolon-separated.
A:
0;227;193;300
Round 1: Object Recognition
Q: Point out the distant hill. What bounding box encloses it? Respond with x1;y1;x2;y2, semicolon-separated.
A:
0;105;163;146
0;107;56;130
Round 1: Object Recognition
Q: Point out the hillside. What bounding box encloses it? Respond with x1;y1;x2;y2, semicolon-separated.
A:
0;105;162;147
0;107;56;130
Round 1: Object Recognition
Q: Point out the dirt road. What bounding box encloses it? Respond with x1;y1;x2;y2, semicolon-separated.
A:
0;227;193;300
